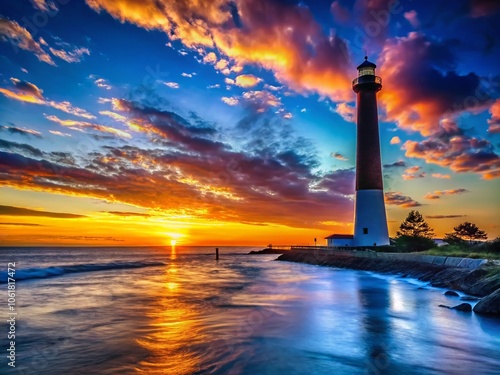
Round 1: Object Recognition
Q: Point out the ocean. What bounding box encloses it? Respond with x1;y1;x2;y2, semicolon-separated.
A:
1;246;499;374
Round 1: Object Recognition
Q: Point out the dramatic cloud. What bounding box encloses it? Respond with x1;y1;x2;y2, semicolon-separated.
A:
378;32;488;136
0;205;86;218
424;188;468;200
0;17;90;65
85;0;353;101
0;78;95;119
0;138;43;157
0;17;55;65
315;168;355;196
404;135;500;179
385;191;421;207
0;97;358;229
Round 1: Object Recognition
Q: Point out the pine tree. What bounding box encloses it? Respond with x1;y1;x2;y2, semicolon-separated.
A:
396;210;434;239
451;222;487;243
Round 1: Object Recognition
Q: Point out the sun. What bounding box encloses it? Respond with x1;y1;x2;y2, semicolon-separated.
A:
170;239;177;246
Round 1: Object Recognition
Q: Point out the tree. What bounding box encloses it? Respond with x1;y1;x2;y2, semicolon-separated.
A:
443;232;466;246
396;210;434;239
395;211;435;252
449;222;487;243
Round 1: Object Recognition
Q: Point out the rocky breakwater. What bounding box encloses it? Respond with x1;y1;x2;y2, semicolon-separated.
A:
276;249;500;316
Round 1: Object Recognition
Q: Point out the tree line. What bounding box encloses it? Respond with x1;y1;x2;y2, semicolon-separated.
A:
393;210;497;253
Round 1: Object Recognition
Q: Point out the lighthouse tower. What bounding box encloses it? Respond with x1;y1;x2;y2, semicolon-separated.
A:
351;57;389;246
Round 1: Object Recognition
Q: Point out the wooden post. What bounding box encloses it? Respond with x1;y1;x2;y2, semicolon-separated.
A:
215;247;219;260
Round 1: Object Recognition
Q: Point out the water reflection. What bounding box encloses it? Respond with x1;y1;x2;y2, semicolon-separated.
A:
135;262;204;374
358;275;391;374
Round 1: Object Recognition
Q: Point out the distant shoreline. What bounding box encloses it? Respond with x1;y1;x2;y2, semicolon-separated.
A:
273;249;500;316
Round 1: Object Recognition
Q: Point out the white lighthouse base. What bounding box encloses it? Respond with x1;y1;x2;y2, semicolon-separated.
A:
353;189;389;247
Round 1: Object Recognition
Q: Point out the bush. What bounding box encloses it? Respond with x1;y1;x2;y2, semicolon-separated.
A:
485;238;500;253
394;235;435;252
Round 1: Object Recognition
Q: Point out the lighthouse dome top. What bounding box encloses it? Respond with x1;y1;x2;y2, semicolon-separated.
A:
357;56;377;70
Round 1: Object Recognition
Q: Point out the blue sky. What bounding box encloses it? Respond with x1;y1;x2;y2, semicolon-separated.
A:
0;0;499;245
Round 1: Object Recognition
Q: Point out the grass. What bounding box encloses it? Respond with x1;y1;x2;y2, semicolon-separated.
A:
420;245;500;260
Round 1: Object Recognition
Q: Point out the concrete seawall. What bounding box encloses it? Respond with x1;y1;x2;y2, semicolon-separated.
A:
285;249;488;269
364;251;488;269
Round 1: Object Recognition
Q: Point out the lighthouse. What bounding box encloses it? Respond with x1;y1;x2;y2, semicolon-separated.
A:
352;57;389;246
325;57;389;247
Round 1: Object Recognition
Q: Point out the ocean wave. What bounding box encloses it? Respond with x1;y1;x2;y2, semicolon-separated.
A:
0;261;166;283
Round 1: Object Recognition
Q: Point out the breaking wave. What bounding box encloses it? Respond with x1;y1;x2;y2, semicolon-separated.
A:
0;261;166;283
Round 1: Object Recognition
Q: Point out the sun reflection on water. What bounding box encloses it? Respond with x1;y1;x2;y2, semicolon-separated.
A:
135;264;206;374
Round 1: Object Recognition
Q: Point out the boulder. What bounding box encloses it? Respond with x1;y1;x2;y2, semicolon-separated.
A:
444;290;460;297
473;289;500;315
452;303;472;312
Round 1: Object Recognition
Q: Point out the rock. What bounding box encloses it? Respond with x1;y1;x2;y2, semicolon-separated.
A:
438;304;451;309
460;296;480;301
444;290;460;297
473;289;500;315
452;303;472;312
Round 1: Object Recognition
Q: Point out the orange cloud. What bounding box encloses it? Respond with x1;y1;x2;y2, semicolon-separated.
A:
0;78;95;119
488;99;500;134
0;17;55;65
334;102;356;122
378;32;488;136
221;96;238;106
49;46;90;63
234;74;262;88
45;114;131;138
424;188;468;200
404;136;500;179
390;136;401;145
431;173;451;179
385;191;421;207
402;165;425;180
85;0;353;101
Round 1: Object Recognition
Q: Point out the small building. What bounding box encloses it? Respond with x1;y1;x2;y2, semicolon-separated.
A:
325;234;354;247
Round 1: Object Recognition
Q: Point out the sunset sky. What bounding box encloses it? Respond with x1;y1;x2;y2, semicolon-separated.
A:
0;0;499;246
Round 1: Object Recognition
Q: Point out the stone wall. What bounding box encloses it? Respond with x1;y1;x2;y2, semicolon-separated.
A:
289;249;488;269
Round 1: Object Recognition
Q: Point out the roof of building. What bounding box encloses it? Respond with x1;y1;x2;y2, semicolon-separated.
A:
324;234;354;239
357;56;377;70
